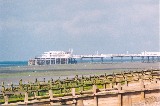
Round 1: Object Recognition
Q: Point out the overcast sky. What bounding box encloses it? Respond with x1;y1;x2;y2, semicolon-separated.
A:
0;0;159;61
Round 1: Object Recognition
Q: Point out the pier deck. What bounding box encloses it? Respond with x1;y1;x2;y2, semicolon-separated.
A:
29;51;160;65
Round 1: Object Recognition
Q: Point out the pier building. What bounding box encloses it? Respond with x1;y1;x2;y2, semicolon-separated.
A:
28;51;160;65
28;50;77;65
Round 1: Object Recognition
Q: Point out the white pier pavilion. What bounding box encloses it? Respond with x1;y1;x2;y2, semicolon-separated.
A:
28;51;77;65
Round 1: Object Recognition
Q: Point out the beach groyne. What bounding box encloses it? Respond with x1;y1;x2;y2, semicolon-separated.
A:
0;69;160;106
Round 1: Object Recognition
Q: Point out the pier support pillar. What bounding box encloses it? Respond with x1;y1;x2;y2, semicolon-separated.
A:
35;59;38;65
70;58;73;64
91;58;93;62
101;57;103;63
74;58;76;64
157;56;160;62
50;58;52;65
55;58;57;64
121;57;123;62
111;57;113;63
152;56;154;62
131;56;133;62
147;56;150;63
59;58;61;64
45;58;47;65
67;58;69;64
141;56;144;63
80;58;83;63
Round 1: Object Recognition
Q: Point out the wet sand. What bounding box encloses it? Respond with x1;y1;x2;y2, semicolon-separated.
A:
0;62;159;85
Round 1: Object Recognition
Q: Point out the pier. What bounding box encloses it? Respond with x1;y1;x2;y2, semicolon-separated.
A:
75;51;160;63
28;51;160;65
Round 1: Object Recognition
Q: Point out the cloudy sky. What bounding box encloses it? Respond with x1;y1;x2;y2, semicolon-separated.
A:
0;0;159;61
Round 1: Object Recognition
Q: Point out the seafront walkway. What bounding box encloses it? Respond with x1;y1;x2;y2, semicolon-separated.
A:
0;69;160;105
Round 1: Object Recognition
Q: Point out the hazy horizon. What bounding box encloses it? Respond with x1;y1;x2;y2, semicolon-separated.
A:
0;0;159;61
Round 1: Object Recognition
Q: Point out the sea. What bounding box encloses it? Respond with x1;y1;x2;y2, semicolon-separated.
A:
0;59;159;86
0;61;28;67
0;58;142;68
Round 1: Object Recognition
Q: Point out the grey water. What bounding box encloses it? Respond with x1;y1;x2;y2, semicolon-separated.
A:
0;58;157;86
0;61;28;67
0;58;142;68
